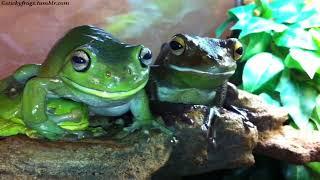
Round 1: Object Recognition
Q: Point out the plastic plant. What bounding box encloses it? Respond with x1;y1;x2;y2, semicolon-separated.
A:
217;0;320;131
216;0;320;178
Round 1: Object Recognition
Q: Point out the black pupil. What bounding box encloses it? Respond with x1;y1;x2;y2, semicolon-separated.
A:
236;47;243;55
143;50;152;60
72;56;86;64
169;41;182;50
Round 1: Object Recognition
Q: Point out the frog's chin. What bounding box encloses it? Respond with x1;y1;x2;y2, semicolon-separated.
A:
168;64;235;77
61;76;147;100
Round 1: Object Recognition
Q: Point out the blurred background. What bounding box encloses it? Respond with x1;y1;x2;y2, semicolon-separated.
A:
0;0;234;78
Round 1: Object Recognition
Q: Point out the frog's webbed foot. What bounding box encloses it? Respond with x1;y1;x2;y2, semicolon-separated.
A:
30;120;107;141
125;119;173;134
202;105;255;147
30;120;69;141
61;127;108;141
227;105;255;130
116;118;173;139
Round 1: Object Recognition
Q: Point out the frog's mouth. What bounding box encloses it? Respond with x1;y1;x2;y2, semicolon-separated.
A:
168;64;235;77
61;76;147;100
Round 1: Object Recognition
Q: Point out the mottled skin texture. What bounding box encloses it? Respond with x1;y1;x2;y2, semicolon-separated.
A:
0;25;168;140
148;34;243;142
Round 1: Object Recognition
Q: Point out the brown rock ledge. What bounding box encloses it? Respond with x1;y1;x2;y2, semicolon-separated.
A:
2;85;319;178
255;126;320;164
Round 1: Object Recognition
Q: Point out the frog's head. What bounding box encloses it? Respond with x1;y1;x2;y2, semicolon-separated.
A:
56;26;152;100
158;34;243;89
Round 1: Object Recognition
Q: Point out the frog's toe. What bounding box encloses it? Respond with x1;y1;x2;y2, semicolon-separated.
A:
124;119;173;136
114;130;130;139
59;130;105;142
69;127;107;140
88;127;108;137
114;120;173;139
113;124;139;139
123;121;142;133
30;121;68;140
151;120;174;135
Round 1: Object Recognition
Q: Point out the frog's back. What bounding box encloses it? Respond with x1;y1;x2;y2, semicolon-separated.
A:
38;25;120;77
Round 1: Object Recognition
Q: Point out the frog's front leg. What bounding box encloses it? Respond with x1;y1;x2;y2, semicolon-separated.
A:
48;99;108;139
203;83;228;146
0;64;40;92
125;90;173;135
23;79;107;140
13;64;41;84
22;77;71;140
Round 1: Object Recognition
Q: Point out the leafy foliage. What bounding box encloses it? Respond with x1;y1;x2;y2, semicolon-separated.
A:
216;0;320;130
216;0;320;177
243;52;284;92
215;155;320;180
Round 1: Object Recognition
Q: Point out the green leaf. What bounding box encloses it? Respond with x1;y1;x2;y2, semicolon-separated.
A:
311;95;320;130
240;32;272;61
283;55;303;74
270;42;289;59
255;0;273;19
293;9;320;29
276;70;318;129
274;28;318;50
259;93;281;107
284;164;311;180
285;48;320;79
306;162;320;175
229;4;256;20
232;17;287;38
216;4;256;38
314;95;320;119
243;52;284;92
215;16;236;38
269;0;305;24
310;28;320;49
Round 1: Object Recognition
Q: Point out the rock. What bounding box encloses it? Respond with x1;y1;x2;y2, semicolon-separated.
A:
227;87;320;164
152;106;258;178
255;126;320;164
226;88;288;132
4;84;316;178
0;132;172;179
0;104;259;178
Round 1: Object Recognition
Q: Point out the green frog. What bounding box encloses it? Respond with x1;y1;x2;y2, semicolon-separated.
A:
0;25;169;141
148;34;243;143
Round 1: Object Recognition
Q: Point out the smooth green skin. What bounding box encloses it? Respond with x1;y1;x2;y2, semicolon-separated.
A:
0;25;167;140
0;92;89;138
151;34;238;105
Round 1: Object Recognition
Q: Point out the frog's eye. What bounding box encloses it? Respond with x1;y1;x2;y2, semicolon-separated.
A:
169;36;186;56
71;50;91;72
139;47;152;67
234;40;243;61
228;39;243;61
